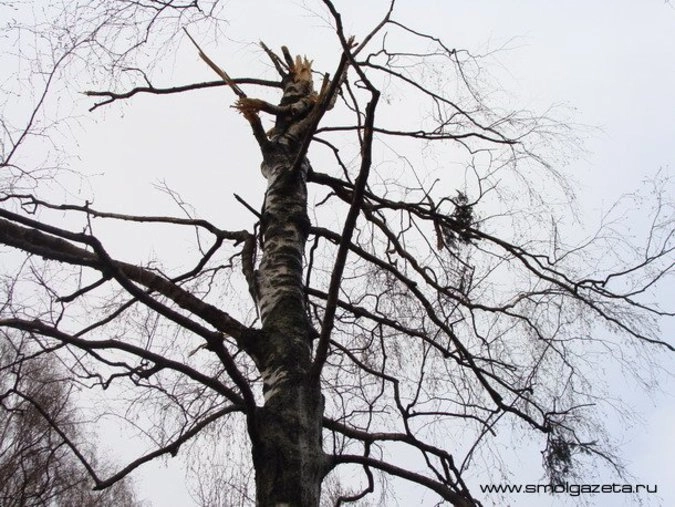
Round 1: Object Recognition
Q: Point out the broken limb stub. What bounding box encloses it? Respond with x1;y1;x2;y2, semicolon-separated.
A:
235;48;320;147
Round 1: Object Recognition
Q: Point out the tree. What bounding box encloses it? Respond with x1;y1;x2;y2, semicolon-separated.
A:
0;1;673;505
0;339;139;506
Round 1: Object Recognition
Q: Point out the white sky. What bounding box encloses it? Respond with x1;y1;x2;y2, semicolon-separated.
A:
4;0;674;506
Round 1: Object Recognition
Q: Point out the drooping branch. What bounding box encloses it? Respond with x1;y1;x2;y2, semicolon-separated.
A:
324;416;475;500
93;405;242;489
2;3;673;505
10;389;104;488
330;453;478;507
9;384;241;491
307;167;674;349
0;211;258;408
0;318;243;404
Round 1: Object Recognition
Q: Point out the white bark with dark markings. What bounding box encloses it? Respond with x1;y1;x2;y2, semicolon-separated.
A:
237;53;327;507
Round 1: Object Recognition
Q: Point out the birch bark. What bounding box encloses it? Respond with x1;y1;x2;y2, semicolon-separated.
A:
238;53;326;507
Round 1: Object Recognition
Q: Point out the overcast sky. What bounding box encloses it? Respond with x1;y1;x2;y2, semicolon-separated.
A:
4;1;674;505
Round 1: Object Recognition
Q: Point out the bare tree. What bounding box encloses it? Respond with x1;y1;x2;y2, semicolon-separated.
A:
0;1;672;506
0;339;140;506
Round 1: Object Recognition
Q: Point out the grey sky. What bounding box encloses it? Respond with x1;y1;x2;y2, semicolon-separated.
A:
3;0;673;505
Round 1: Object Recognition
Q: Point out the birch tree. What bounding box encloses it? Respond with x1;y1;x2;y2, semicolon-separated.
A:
0;340;139;506
0;1;673;506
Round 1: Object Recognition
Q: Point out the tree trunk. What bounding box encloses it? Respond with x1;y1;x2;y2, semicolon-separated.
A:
248;148;325;506
238;53;327;505
250;381;324;506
